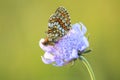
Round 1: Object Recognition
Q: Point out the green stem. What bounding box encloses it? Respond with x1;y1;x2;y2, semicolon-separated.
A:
79;56;96;80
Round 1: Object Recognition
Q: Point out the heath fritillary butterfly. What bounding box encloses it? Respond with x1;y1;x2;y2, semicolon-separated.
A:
43;6;71;45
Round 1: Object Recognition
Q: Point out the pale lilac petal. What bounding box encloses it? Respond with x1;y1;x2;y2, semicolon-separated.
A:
79;37;89;51
80;22;87;34
54;59;64;66
39;39;54;52
70;49;79;59
72;23;83;36
44;52;54;60
41;56;53;64
83;37;89;48
72;23;81;32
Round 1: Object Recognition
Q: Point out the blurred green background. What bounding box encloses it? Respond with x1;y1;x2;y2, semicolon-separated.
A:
0;0;120;80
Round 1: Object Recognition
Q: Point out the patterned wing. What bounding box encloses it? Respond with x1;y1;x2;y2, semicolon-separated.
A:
43;6;71;45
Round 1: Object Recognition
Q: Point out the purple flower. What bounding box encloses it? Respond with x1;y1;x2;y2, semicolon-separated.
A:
39;23;89;66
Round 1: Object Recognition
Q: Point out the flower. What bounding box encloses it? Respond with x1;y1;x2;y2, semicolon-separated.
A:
39;23;89;66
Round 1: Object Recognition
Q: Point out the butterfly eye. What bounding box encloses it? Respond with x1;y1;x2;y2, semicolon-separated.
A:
43;6;71;45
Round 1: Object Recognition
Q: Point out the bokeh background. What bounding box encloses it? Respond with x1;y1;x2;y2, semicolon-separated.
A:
0;0;120;80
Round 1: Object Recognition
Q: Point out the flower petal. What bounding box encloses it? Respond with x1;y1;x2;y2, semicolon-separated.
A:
54;59;64;66
44;52;54;60
41;56;53;64
83;37;89;48
80;22;87;34
39;39;54;52
70;49;79;59
79;37;89;51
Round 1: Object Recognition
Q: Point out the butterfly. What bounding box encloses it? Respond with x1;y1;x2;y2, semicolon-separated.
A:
43;6;71;45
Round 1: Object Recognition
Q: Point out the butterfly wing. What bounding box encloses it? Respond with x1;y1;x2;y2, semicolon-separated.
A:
43;6;71;45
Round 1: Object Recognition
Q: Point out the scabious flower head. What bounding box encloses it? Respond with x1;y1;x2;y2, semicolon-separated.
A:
39;23;89;66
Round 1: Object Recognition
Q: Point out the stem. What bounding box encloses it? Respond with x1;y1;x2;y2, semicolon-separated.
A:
79;56;96;80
